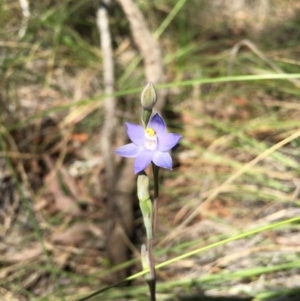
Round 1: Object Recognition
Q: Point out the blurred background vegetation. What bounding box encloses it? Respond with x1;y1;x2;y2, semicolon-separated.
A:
1;0;300;300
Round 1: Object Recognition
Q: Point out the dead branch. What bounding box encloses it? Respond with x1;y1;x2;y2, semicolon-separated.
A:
97;0;117;187
97;1;135;282
116;0;166;111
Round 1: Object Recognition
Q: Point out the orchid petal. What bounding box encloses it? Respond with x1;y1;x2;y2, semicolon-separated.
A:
114;143;142;158
157;133;182;152
148;113;166;136
134;149;154;174
125;122;145;146
152;151;172;170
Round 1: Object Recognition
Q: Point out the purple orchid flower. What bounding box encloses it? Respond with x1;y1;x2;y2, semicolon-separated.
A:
114;113;182;174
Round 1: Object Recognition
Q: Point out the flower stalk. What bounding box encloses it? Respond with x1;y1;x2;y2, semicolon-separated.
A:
114;83;181;301
152;162;159;233
138;174;155;301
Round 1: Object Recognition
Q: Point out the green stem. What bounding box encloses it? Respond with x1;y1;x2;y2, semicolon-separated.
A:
152;163;159;234
147;238;156;301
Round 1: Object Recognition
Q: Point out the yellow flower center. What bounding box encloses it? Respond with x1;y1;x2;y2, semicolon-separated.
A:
144;128;156;137
144;127;157;150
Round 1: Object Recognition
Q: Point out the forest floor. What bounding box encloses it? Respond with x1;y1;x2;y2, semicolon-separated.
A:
1;1;300;300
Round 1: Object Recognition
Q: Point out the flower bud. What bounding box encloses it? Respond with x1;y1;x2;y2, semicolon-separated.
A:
141;244;150;269
141;82;157;110
141;244;150;280
137;173;153;239
137;173;150;202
